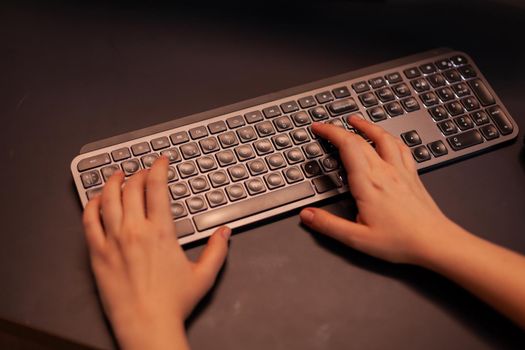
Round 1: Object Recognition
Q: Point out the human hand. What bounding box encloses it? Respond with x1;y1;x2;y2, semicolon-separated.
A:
300;116;457;265
82;156;230;350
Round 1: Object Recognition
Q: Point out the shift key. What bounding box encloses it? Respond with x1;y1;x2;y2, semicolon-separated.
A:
447;130;483;151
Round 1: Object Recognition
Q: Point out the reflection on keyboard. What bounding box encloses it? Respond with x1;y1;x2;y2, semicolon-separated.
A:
71;49;518;245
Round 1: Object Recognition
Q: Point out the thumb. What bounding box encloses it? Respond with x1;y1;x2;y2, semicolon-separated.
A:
300;207;368;248
194;226;231;291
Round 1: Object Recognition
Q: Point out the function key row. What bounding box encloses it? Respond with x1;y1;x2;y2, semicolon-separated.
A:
351;72;403;94
403;55;469;79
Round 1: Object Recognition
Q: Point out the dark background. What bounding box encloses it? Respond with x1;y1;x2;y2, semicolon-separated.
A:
1;0;525;349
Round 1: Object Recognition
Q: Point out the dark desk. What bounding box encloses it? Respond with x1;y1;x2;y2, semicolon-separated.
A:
1;2;525;349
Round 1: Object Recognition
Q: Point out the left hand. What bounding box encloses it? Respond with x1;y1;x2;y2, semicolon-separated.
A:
82;156;231;350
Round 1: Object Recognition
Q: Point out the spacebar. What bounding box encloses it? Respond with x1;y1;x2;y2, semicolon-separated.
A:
193;182;315;231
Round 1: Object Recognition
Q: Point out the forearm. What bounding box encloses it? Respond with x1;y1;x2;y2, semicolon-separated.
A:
417;221;525;329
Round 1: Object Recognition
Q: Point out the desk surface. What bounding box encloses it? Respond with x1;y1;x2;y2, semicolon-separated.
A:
1;1;525;349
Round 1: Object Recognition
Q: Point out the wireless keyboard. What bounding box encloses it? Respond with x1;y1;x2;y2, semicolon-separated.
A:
71;48;519;245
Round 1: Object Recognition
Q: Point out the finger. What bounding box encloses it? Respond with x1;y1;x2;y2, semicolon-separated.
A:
194;226;231;291
348;116;404;168
300;207;369;248
311;121;375;174
396;139;417;173
122;169;148;222
82;196;106;254
146;156;172;225
100;171;125;236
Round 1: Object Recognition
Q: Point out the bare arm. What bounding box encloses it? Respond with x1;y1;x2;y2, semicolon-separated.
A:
300;116;525;328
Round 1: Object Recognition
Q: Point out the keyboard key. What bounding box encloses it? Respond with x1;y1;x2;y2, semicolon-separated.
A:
206;189;228;208
427;73;446;88
468;79;495;106
460;96;480;111
180;142;201;159
412;145;431;162
419;62;437;74
436;87;455;102
291;111;311;126
141;153;159;168
122;159;141;176
209;170;230;187
177;160;198;178
403;67;421;79
302;160;322;178
280;100;299;113
470;110;490;125
298;96;317;108
170;182;190;199
332;86;350;98
273;116;293;131
400;130;422;147
419;92;439;107
458;65;476;79
262;105;281;118
255;121;276;137
309;106;329;121
78;153;111;172
369;77;386;89
226;115;245;129
451;82;470;97
208;120;227;134
410;78;430;93
101;165;120;182
367;106;386;122
327;98;358;115
352;81;370;93
189;176;210;194
454;115;474;130
245;178;266;195
86;187;102;200
359;92;378;107
264;172;285;189
247;159;268;175
315;91;334;103
392;83;411;97
196;156;218;172
167;166;178;182
320;156;339;172
234;144;255;161
385;72;402;83
199;137;220;154
193;182;315;231
266;153;286;170
228;164;249;181
237;126;258;142
487;106;513;135
244;111;264;124
151;136;170;150
428;140;448;157
312;173;342;193
447;130;483;150
377;87;396;102
437;120;458;136
186;195;208;214
111;148;130;162
435;59;452;70
302;142;323;159
290;128;310;144
171;202;187;219
451;55;468;66
401;97;420;112
81;170;102;188
385;101;404;117
253;139;274;155
161;147;182;164
216;150;236;166
285;148;305;164
445;101;464;116
480;124;500;140
443;69;462;83
218;131;239;148
272;134;292;150
428;106;448;121
283;166;304;183
170;131;189;145
225;184;247;201
174;219;195;238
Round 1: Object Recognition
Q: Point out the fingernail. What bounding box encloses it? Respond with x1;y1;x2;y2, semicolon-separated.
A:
220;226;232;240
300;208;314;224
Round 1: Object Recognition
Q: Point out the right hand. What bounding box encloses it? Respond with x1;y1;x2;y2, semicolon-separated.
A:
300;115;457;265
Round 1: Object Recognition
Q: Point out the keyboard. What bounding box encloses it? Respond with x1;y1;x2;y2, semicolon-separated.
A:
71;48;519;245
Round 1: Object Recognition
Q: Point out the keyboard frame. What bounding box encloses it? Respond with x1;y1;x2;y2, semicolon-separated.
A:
71;48;519;245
